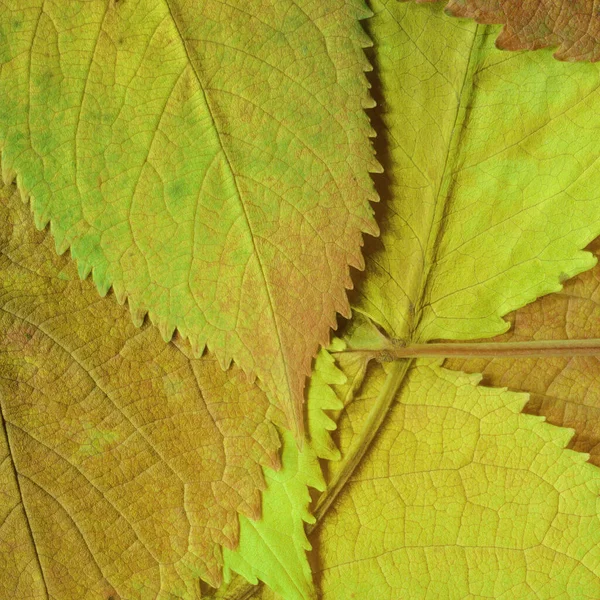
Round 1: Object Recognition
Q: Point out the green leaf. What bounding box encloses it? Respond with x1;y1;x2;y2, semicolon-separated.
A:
0;0;379;434
356;0;600;344
220;349;344;600
316;358;600;599
0;181;285;597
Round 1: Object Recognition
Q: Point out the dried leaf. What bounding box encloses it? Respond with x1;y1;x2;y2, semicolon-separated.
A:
356;0;600;345
0;183;282;598
0;0;379;434
410;0;600;61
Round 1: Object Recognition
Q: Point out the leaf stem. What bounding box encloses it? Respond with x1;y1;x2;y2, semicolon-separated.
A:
213;359;411;599
308;358;410;533
333;338;600;360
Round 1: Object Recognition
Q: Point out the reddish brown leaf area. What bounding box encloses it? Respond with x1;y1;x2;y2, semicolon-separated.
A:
0;184;283;598
446;240;600;465
409;0;600;60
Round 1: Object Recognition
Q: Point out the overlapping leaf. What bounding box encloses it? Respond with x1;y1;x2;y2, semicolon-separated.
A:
315;358;600;599
233;3;600;598
221;349;344;600
356;0;600;345
0;182;285;598
410;0;600;61
6;0;600;599
446;238;600;465
0;0;379;434
229;343;600;599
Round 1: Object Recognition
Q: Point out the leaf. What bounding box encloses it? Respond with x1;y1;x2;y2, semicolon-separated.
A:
221;3;600;597
409;0;600;61
355;0;600;346
220;349;344;600
315;358;600;598
0;181;286;598
0;0;379;435
317;3;600;594
445;238;600;465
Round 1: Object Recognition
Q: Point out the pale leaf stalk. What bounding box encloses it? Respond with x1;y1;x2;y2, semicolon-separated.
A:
308;359;410;531
331;338;600;360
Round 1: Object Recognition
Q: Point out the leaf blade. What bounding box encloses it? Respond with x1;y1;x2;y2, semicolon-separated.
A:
317;358;600;598
0;0;379;434
445;238;600;466
0;182;284;598
0;414;48;600
356;0;600;345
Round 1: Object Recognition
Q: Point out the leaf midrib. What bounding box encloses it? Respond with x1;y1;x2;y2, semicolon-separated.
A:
161;0;296;431
302;21;489;574
311;27;489;541
412;24;484;341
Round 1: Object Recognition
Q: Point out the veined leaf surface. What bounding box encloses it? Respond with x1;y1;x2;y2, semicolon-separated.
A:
356;0;600;344
314;358;600;599
0;182;285;598
228;345;600;598
5;0;600;599
0;0;379;434
317;3;600;595
411;0;600;61
446;238;600;465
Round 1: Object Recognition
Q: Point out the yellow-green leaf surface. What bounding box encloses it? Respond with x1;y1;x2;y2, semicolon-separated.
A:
314;358;600;599
0;0;379;434
220;349;344;600
356;0;600;345
446;238;600;465
413;0;600;61
235;3;600;597
0;182;286;598
322;3;600;594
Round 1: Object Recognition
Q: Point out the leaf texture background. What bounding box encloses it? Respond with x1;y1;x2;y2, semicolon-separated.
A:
0;0;379;433
243;3;600;598
210;2;600;598
356;0;600;345
5;1;600;599
0;182;284;598
410;0;600;61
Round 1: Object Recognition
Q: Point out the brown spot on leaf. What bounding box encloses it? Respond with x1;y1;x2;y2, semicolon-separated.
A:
407;0;600;61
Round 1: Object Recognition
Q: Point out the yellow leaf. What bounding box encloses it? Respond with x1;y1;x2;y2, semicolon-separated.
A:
316;358;600;598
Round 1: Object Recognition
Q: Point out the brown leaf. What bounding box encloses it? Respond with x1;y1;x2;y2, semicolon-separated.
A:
0;183;282;598
409;0;600;61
